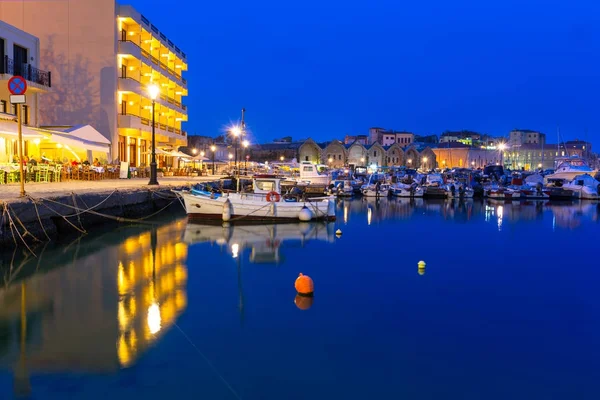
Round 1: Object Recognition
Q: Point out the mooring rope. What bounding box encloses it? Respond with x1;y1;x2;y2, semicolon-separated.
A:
173;323;242;400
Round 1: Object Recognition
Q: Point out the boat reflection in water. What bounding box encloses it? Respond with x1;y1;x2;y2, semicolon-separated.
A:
0;218;189;396
183;222;336;264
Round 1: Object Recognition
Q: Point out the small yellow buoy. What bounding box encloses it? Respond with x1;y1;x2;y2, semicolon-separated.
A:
295;273;314;296
418;260;426;275
294;294;314;310
335;229;342;236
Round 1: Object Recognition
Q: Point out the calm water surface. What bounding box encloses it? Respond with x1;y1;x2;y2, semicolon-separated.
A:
1;198;599;399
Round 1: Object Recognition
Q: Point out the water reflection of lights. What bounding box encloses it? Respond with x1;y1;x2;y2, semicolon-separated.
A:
484;204;494;222
344;205;348;224
147;303;161;334
497;205;503;231
231;243;239;258
367;207;372;225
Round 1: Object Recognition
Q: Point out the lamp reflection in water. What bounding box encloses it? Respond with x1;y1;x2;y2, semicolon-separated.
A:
367;206;372;225
117;220;188;368
497;205;503;232
344;204;349;224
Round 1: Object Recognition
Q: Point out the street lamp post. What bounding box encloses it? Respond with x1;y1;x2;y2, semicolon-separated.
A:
242;140;249;175
211;145;216;175
148;84;160;185
200;150;205;173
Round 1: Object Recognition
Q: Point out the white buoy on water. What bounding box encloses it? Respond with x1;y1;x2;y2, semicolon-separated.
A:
298;206;313;222
335;229;342;236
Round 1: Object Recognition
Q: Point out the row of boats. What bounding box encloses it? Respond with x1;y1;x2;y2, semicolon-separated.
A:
174;157;599;223
329;158;600;201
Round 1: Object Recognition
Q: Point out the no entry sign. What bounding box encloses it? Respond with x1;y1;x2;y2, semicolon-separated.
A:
8;76;27;95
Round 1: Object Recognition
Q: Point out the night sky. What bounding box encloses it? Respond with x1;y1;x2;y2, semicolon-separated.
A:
129;0;600;144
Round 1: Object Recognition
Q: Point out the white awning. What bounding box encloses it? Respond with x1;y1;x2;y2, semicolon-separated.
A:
46;132;110;153
61;125;111;145
0;120;45;139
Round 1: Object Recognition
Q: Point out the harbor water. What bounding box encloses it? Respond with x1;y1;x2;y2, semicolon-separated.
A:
0;198;599;399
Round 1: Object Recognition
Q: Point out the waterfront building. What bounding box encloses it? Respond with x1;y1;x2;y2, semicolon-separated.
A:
323;140;347;167
369;127;415;146
433;144;501;169
298;138;322;164
0;1;188;166
503;142;565;171
0;20;50;162
509;129;546;147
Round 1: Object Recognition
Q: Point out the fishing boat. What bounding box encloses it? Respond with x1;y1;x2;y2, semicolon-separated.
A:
295;161;331;185
422;173;447;199
176;175;336;222
562;174;600;200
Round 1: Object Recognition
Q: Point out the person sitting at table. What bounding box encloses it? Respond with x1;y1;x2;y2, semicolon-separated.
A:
41;152;51;164
93;158;101;167
26;156;36;166
82;160;90;166
71;159;79;166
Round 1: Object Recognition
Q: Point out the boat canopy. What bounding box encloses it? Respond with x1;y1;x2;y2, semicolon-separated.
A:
571;174;600;187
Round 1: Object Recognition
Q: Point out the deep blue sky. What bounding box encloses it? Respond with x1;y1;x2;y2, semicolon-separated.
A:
129;0;600;145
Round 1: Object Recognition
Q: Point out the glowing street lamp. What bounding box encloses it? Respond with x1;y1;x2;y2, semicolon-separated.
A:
360;157;365;163
192;148;197;155
422;157;428;170
280;156;284;162
210;145;216;175
147;84;160;185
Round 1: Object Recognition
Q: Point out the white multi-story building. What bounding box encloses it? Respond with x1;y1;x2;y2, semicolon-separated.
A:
0;0;188;166
0;20;51;163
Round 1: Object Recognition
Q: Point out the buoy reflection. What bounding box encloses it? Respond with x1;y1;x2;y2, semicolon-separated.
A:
294;294;314;310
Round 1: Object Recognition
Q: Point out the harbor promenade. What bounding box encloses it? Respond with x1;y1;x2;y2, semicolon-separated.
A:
0;176;222;202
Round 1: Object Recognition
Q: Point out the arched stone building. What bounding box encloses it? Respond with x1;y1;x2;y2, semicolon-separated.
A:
404;147;420;168
347;142;367;166
419;147;437;170
322;140;347;167
365;143;385;166
385;143;404;166
298;138;322;163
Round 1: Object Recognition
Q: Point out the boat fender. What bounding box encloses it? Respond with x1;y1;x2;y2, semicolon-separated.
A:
327;199;336;219
270;202;276;216
298;206;313;221
222;199;232;222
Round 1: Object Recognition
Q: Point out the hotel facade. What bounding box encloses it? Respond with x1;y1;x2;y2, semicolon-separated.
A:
0;1;188;166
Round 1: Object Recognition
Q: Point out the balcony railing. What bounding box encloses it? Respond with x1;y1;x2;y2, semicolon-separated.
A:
1;56;52;88
123;113;185;136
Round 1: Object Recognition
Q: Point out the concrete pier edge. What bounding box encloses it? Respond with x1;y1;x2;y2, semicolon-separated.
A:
0;185;190;249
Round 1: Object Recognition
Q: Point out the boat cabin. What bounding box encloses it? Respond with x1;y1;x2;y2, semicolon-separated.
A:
300;161;327;180
253;174;283;194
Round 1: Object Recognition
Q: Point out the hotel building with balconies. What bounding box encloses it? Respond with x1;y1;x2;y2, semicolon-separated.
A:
0;1;188;166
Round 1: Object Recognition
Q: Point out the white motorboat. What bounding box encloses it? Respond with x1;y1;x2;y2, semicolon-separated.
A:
563;174;600;200
390;182;424;197
362;183;391;197
511;174;549;200
544;156;597;183
294;161;331;185
422;173;448;198
175;175;336;222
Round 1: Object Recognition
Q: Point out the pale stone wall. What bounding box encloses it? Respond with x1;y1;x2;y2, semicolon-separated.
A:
0;0;118;159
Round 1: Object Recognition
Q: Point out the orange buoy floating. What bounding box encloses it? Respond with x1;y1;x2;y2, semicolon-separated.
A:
294;294;314;310
295;273;314;296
